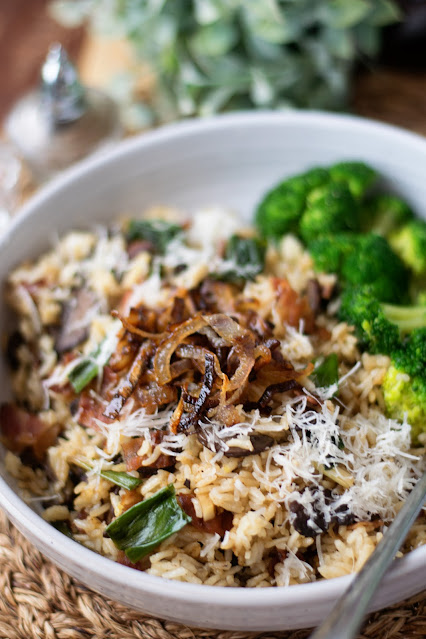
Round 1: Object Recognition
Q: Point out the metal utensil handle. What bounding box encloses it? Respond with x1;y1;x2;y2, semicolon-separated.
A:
309;470;426;639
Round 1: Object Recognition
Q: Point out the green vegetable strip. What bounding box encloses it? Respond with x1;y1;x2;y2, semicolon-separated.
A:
52;521;74;539
216;235;266;282
312;353;339;388
68;337;116;393
126;220;183;254
105;484;191;562
72;458;142;491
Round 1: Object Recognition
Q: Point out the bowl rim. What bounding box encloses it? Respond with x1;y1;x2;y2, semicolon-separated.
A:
1;109;425;608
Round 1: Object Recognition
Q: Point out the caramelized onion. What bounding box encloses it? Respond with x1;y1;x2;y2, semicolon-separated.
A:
112;310;166;341
175;344;225;380
153;314;207;385
176;353;215;432
104;342;153;419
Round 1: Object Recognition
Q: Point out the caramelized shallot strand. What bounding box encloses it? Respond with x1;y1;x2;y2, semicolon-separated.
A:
153;314;208;385
175;344;226;380
176;353;215;432
103;342;153;419
111;310;166;341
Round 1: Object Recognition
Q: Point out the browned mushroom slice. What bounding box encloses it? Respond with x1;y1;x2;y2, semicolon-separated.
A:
224;434;274;457
55;288;98;353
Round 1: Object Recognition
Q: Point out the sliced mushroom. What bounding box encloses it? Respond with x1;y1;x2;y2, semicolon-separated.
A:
225;434;275;457
55;288;98;353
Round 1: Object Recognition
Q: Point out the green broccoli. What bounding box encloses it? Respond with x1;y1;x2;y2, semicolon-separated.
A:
339;288;426;352
310;233;407;304
299;183;360;245
255;167;330;239
339;288;401;355
360;194;414;236
389;219;426;277
340;289;426;442
382;365;426;444
416;290;426;306
328;161;377;200
392;328;426;378
341;233;408;304
308;233;357;274
256;161;377;242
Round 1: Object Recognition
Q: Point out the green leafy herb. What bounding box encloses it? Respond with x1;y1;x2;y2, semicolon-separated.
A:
72;457;142;491
127;220;183;254
68;336;116;393
312;353;339;388
217;235;266;282
105;484;191;562
52;520;74;539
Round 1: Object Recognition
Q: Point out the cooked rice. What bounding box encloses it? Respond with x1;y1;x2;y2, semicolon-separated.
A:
2;207;425;587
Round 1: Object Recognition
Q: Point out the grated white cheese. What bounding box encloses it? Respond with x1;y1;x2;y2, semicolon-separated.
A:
250;396;424;526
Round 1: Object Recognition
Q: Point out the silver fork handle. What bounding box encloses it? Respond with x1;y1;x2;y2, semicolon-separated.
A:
309;470;426;639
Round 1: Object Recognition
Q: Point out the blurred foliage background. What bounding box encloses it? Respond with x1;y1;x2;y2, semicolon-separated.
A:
50;0;401;129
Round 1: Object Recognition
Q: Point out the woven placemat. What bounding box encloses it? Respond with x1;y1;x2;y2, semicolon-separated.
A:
0;509;425;639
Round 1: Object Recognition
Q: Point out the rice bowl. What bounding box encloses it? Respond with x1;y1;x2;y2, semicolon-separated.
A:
0;112;425;630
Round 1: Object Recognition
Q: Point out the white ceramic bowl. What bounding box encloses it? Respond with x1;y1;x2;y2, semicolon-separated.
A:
0;112;425;632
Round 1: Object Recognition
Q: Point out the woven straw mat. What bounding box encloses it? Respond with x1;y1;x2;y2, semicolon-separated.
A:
0;510;425;639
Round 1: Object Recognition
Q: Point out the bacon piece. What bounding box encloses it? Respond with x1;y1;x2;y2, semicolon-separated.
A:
122;432;173;472
273;278;315;333
177;493;233;538
0;403;59;460
77;393;112;431
122;438;144;471
117;550;148;571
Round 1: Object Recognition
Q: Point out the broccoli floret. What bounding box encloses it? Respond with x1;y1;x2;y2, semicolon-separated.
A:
393;328;426;378
310;233;407;304
382;365;426;443
255;167;330;239
341;234;408;303
416;290;426;306
328;161;377;200
308;233;357;273
339;288;401;355
299;183;359;245
389;219;426;277
339;286;426;353
361;194;414;236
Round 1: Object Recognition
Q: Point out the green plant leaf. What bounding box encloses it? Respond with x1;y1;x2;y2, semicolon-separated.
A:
52;520;75;539
320;0;371;29
72;457;142;490
242;1;298;44
368;0;402;26
68;335;117;393
189;22;238;57
214;235;266;282
126;219;183;254
353;22;381;56
322;27;354;60
312;353;339;388
105;484;191;562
